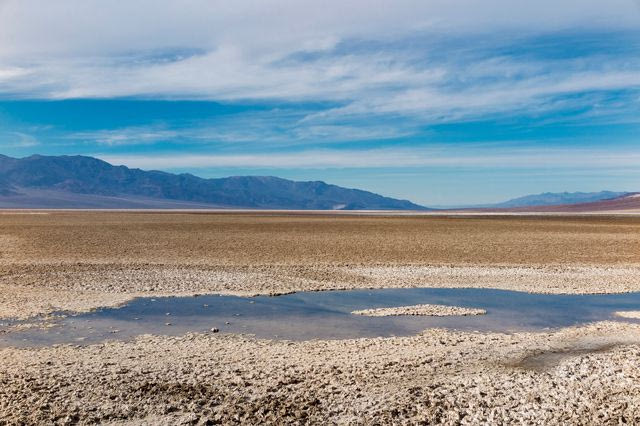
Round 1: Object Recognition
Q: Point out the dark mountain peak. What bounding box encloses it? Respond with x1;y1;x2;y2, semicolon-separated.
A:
0;154;428;210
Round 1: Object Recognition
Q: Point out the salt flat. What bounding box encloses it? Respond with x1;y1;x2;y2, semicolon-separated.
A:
1;211;639;423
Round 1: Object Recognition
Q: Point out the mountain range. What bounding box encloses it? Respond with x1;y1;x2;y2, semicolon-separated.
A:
489;191;629;208
0;154;426;210
481;192;640;213
0;154;636;211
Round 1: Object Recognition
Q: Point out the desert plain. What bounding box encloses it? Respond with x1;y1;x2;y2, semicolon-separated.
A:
1;211;640;424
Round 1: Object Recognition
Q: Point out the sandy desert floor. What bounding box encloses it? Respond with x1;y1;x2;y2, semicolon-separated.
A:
1;211;640;424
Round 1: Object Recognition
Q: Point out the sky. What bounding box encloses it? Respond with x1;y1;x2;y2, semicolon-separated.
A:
0;1;639;206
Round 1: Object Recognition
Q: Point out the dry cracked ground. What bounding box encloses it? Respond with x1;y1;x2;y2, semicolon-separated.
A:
1;211;640;424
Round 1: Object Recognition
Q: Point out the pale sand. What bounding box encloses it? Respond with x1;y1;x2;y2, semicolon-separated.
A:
352;303;486;317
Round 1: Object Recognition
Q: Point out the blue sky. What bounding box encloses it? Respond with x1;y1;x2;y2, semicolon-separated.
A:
0;1;639;206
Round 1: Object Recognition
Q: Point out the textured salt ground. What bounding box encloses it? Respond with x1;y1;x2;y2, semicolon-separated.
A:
2;212;640;321
351;303;486;317
1;321;639;425
1;213;639;424
4;263;640;320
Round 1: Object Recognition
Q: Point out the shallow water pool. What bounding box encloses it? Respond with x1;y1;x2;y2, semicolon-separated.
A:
2;288;640;346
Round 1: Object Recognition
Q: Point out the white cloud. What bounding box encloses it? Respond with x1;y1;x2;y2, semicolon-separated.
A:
1;1;637;60
0;66;30;81
0;0;639;131
62;118;411;147
310;69;640;123
66;127;179;146
0;131;39;148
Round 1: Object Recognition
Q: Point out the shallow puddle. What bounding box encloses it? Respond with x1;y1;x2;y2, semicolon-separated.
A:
2;288;640;346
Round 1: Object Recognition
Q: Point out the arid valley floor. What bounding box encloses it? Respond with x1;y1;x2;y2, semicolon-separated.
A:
1;212;640;424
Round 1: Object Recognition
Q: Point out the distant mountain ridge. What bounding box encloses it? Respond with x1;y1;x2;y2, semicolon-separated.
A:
490;191;629;208
0;154;427;210
487;192;640;213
